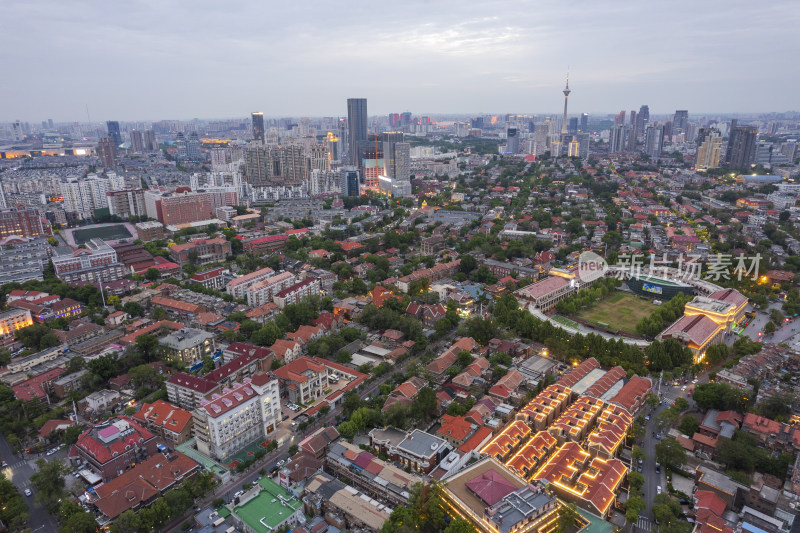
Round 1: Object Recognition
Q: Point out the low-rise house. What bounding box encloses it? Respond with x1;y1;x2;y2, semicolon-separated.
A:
132;400;193;446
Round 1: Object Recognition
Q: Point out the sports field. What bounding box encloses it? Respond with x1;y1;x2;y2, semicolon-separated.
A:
71;224;133;244
575;291;657;333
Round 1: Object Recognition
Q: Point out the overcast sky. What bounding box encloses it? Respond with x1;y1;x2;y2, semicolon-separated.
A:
2;0;798;122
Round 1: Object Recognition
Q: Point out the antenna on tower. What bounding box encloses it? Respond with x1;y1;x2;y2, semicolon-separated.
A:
85;104;91;124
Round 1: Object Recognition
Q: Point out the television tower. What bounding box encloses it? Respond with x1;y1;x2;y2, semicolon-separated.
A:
561;71;571;135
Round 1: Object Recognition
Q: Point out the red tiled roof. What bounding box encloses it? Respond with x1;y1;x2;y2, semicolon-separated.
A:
12;368;66;401
558;358;601;387
459;426;493;453
661;314;722;347
132;400;192;435
609;375;652;414
694;490;726;517
437;415;474;442
167;372;217;394
74;416;155;465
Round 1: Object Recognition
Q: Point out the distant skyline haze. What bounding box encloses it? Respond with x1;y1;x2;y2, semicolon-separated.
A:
1;0;798;122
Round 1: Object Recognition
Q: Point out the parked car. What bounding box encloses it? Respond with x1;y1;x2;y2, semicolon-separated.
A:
657;486;662;495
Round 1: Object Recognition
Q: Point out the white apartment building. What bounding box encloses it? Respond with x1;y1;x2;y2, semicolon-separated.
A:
246;271;296;307
192;375;281;461
61;177;111;218
226;267;275;300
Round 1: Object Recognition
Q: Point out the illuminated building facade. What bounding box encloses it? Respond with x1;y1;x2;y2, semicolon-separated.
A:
0;205;52;239
0;307;33;342
532;441;627;518
440;457;563;533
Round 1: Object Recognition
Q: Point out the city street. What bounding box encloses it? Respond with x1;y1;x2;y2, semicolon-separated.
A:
0;432;64;532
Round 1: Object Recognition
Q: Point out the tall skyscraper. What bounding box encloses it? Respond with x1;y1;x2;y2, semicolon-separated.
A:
383;132;409;181
608;124;625;154
672;110;689;134
347;98;368;168
627;111;638;152
106;121;122;147
129;130;145;153
695;128;723;171
251;112;265;143
506;128;520;154
97;137;117;168
144;130;157;151
568;117;579;135
725;119;758;169
614;110;626;126
636;105;649;136
561;74;571;135
580;113;588;132
644;124;664;158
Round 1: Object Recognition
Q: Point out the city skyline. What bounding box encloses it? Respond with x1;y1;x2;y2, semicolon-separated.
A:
2;0;798;122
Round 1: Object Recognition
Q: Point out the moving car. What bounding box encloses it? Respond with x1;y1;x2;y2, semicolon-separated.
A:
24;488;32;496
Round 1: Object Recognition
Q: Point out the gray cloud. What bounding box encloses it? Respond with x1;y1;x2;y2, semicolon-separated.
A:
1;0;798;121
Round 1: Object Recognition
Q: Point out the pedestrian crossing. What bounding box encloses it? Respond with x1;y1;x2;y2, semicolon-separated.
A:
662;397;675;407
636;516;652;531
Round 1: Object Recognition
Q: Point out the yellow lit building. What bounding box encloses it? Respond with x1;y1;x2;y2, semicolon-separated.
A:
683;290;748;332
0;307;33;342
441;457;567;533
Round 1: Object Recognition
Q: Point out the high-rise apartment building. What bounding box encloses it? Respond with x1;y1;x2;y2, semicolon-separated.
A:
62;177;112;218
310;144;331;172
176;132;202;161
96;137;117;168
383;132;410;182
144;130;157;151
106;189;146;219
608;124;626;154
251;112;265;143
644;124;664;158
695;128;723;171
0;206;52;239
106;121;122;147
636;105;649;136
725;119;758;169
614;110;626;126
129;130;145;153
627;111;638;152
244;145;308;187
347;98;368;167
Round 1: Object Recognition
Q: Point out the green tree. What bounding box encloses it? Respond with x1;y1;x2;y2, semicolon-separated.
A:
30;458;67;513
288;444;299;456
58;506;99;533
153;306;168;321
656;438;687;469
678;415;700;436
122;301;144;317
765;321;777;334
555;502;581;533
625;496;646;523
412;387;439;421
144;268;161;282
646;393;660;410
632;445;646;462
114;509;140;533
136;333;160;362
628;471;645;493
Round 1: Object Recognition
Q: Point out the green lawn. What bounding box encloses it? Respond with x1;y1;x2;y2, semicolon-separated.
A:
575;291;657;333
